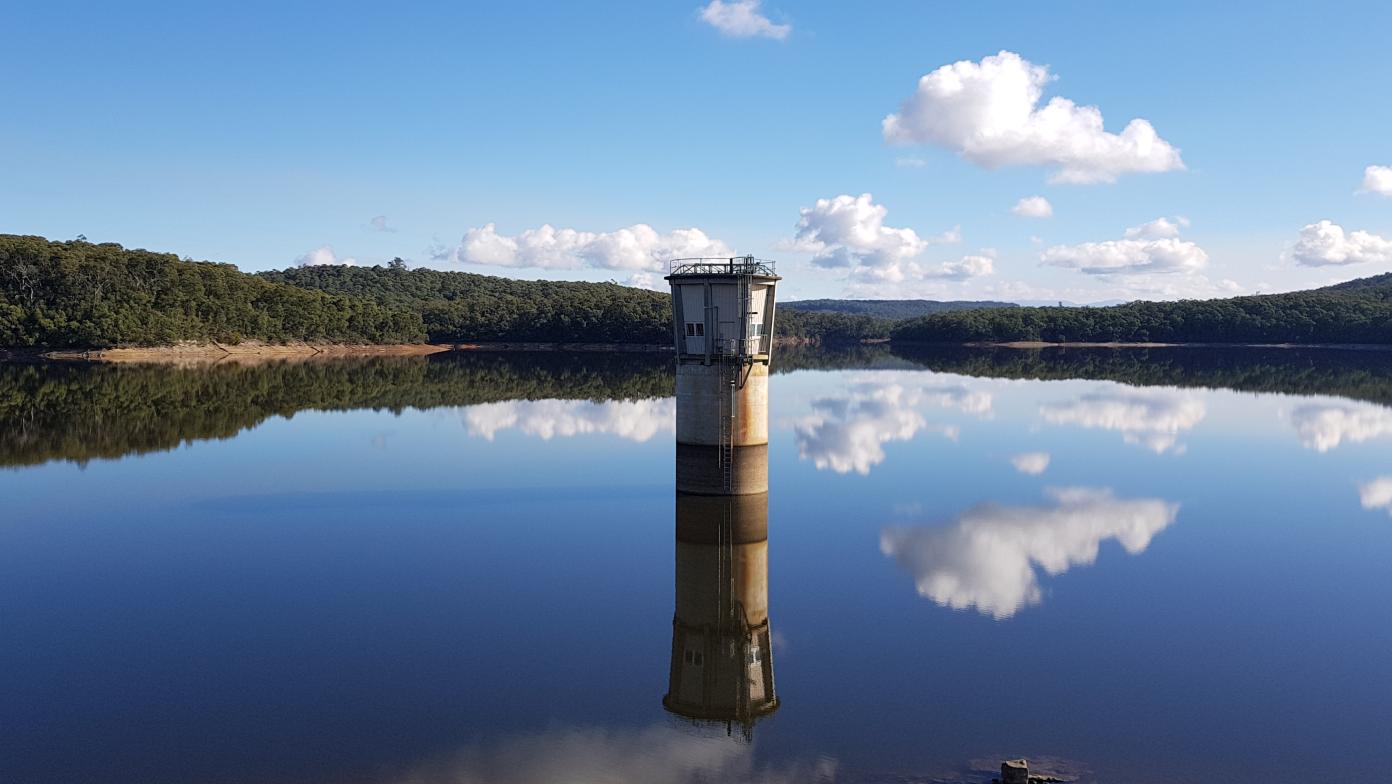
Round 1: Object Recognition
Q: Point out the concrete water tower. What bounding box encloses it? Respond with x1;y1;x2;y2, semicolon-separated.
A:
665;256;781;495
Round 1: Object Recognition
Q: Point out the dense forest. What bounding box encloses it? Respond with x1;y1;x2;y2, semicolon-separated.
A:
260;263;674;344
7;233;1392;349
262;264;899;344
0;235;424;347
782;298;1016;320
0;235;892;347
891;283;1392;345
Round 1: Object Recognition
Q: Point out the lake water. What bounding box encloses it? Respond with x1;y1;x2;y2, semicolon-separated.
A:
3;347;1391;783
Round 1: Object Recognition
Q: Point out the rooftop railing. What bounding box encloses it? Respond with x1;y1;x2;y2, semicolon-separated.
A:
668;256;777;277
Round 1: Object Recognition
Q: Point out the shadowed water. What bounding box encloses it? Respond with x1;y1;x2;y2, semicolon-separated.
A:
2;347;1391;783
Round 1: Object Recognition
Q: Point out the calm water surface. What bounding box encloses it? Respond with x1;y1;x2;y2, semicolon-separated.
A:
3;348;1391;783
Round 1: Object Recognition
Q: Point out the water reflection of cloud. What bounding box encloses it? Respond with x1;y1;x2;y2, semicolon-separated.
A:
1290;403;1392;452
1359;477;1392;516
880;487;1178;619
462;399;675;442
385;725;837;784
1010;452;1051;475
793;376;990;475
1039;389;1205;454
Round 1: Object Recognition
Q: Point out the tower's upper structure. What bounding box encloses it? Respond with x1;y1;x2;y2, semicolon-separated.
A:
665;256;780;365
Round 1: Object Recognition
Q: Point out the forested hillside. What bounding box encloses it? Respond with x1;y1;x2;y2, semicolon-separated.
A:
0;235;424;347
782;298;1015;320
8;233;1392;349
891;285;1392;345
263;263;894;344
0;235;890;348
259;264;673;344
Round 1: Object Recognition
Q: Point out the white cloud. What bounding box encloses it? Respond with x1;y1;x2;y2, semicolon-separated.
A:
882;50;1184;184
791;193;984;283
1285;220;1392;267
1359;165;1392;197
1040;389;1206;454
437;223;730;272
880;487;1178;619
369;215;396;233
1042;218;1208;275
463;399;675;443
388;724;836;784
932;254;995;280
793;375;990;475
699;0;790;40
624;271;663;290
895;156;929;168
295;245;356;267
1010;452;1051;475
1123;216;1187;240
1289;402;1392;452
1012;196;1053;218
1359;477;1392;516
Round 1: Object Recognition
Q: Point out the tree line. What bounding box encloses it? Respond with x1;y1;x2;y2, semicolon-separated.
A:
0;235;891;347
891;287;1392;345
7;233;1392;349
259;263;675;344
0;235;424;347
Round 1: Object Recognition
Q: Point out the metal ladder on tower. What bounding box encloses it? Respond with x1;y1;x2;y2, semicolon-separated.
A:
718;358;736;492
717;270;751;493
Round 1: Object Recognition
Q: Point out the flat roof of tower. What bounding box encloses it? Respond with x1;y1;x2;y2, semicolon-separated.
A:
666;256;779;279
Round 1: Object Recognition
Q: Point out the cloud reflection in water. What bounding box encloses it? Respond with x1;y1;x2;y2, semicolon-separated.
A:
1359;476;1392;516
793;376;990;475
881;487;1178;619
461;399;675;442
1009;452;1051;475
1040;389;1205;454
1289;402;1392;452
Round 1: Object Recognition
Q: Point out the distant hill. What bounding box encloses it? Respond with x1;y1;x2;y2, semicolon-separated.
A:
1316;272;1392;299
892;272;1392;345
781;298;1016;320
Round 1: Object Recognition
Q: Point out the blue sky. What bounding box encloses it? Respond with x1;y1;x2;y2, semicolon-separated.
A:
4;0;1391;301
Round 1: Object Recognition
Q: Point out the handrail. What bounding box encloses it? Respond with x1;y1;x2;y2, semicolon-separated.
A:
668;256;777;277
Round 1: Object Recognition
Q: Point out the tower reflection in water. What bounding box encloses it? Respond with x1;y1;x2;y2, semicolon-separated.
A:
664;491;777;737
662;255;781;738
